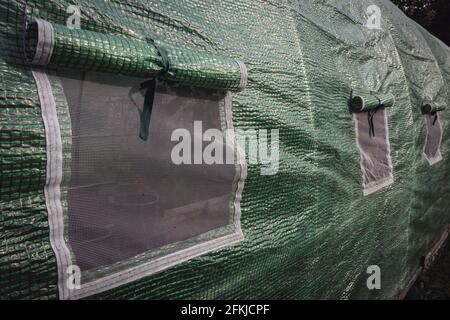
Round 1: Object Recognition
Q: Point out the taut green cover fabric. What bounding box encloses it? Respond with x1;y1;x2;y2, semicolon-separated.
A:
1;0;450;300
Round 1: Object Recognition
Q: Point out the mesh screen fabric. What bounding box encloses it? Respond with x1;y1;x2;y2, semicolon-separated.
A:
348;90;396;193
59;71;237;273
423;113;443;165
1;0;450;300
353;109;393;196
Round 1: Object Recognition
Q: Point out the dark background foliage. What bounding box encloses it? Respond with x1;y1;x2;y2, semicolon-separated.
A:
391;0;450;46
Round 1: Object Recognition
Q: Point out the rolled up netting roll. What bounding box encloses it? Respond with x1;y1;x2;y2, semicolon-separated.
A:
25;18;164;77
349;91;395;112
163;47;247;90
421;103;446;114
25;19;248;91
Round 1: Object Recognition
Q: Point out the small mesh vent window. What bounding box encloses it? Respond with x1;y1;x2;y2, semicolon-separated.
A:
423;113;443;165
353;109;394;196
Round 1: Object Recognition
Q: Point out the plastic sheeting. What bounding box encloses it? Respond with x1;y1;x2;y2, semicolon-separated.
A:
1;0;450;300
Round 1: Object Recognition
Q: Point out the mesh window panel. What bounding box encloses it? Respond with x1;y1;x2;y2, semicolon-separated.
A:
353;109;394;196
58;71;237;272
423;113;443;165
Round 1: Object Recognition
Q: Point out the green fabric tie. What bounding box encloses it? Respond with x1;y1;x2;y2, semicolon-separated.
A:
139;79;157;141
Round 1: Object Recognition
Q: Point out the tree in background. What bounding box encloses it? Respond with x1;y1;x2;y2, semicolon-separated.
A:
391;0;450;46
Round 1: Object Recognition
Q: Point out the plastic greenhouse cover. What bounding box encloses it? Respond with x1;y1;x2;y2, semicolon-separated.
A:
0;0;450;300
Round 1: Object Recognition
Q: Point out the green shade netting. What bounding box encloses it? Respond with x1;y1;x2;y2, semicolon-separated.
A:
26;19;164;77
164;47;246;90
349;91;395;112
25;19;245;91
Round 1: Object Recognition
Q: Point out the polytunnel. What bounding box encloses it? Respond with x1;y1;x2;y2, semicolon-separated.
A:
1;0;450;300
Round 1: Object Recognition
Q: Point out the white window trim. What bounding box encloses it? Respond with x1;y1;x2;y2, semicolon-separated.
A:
33;68;247;300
